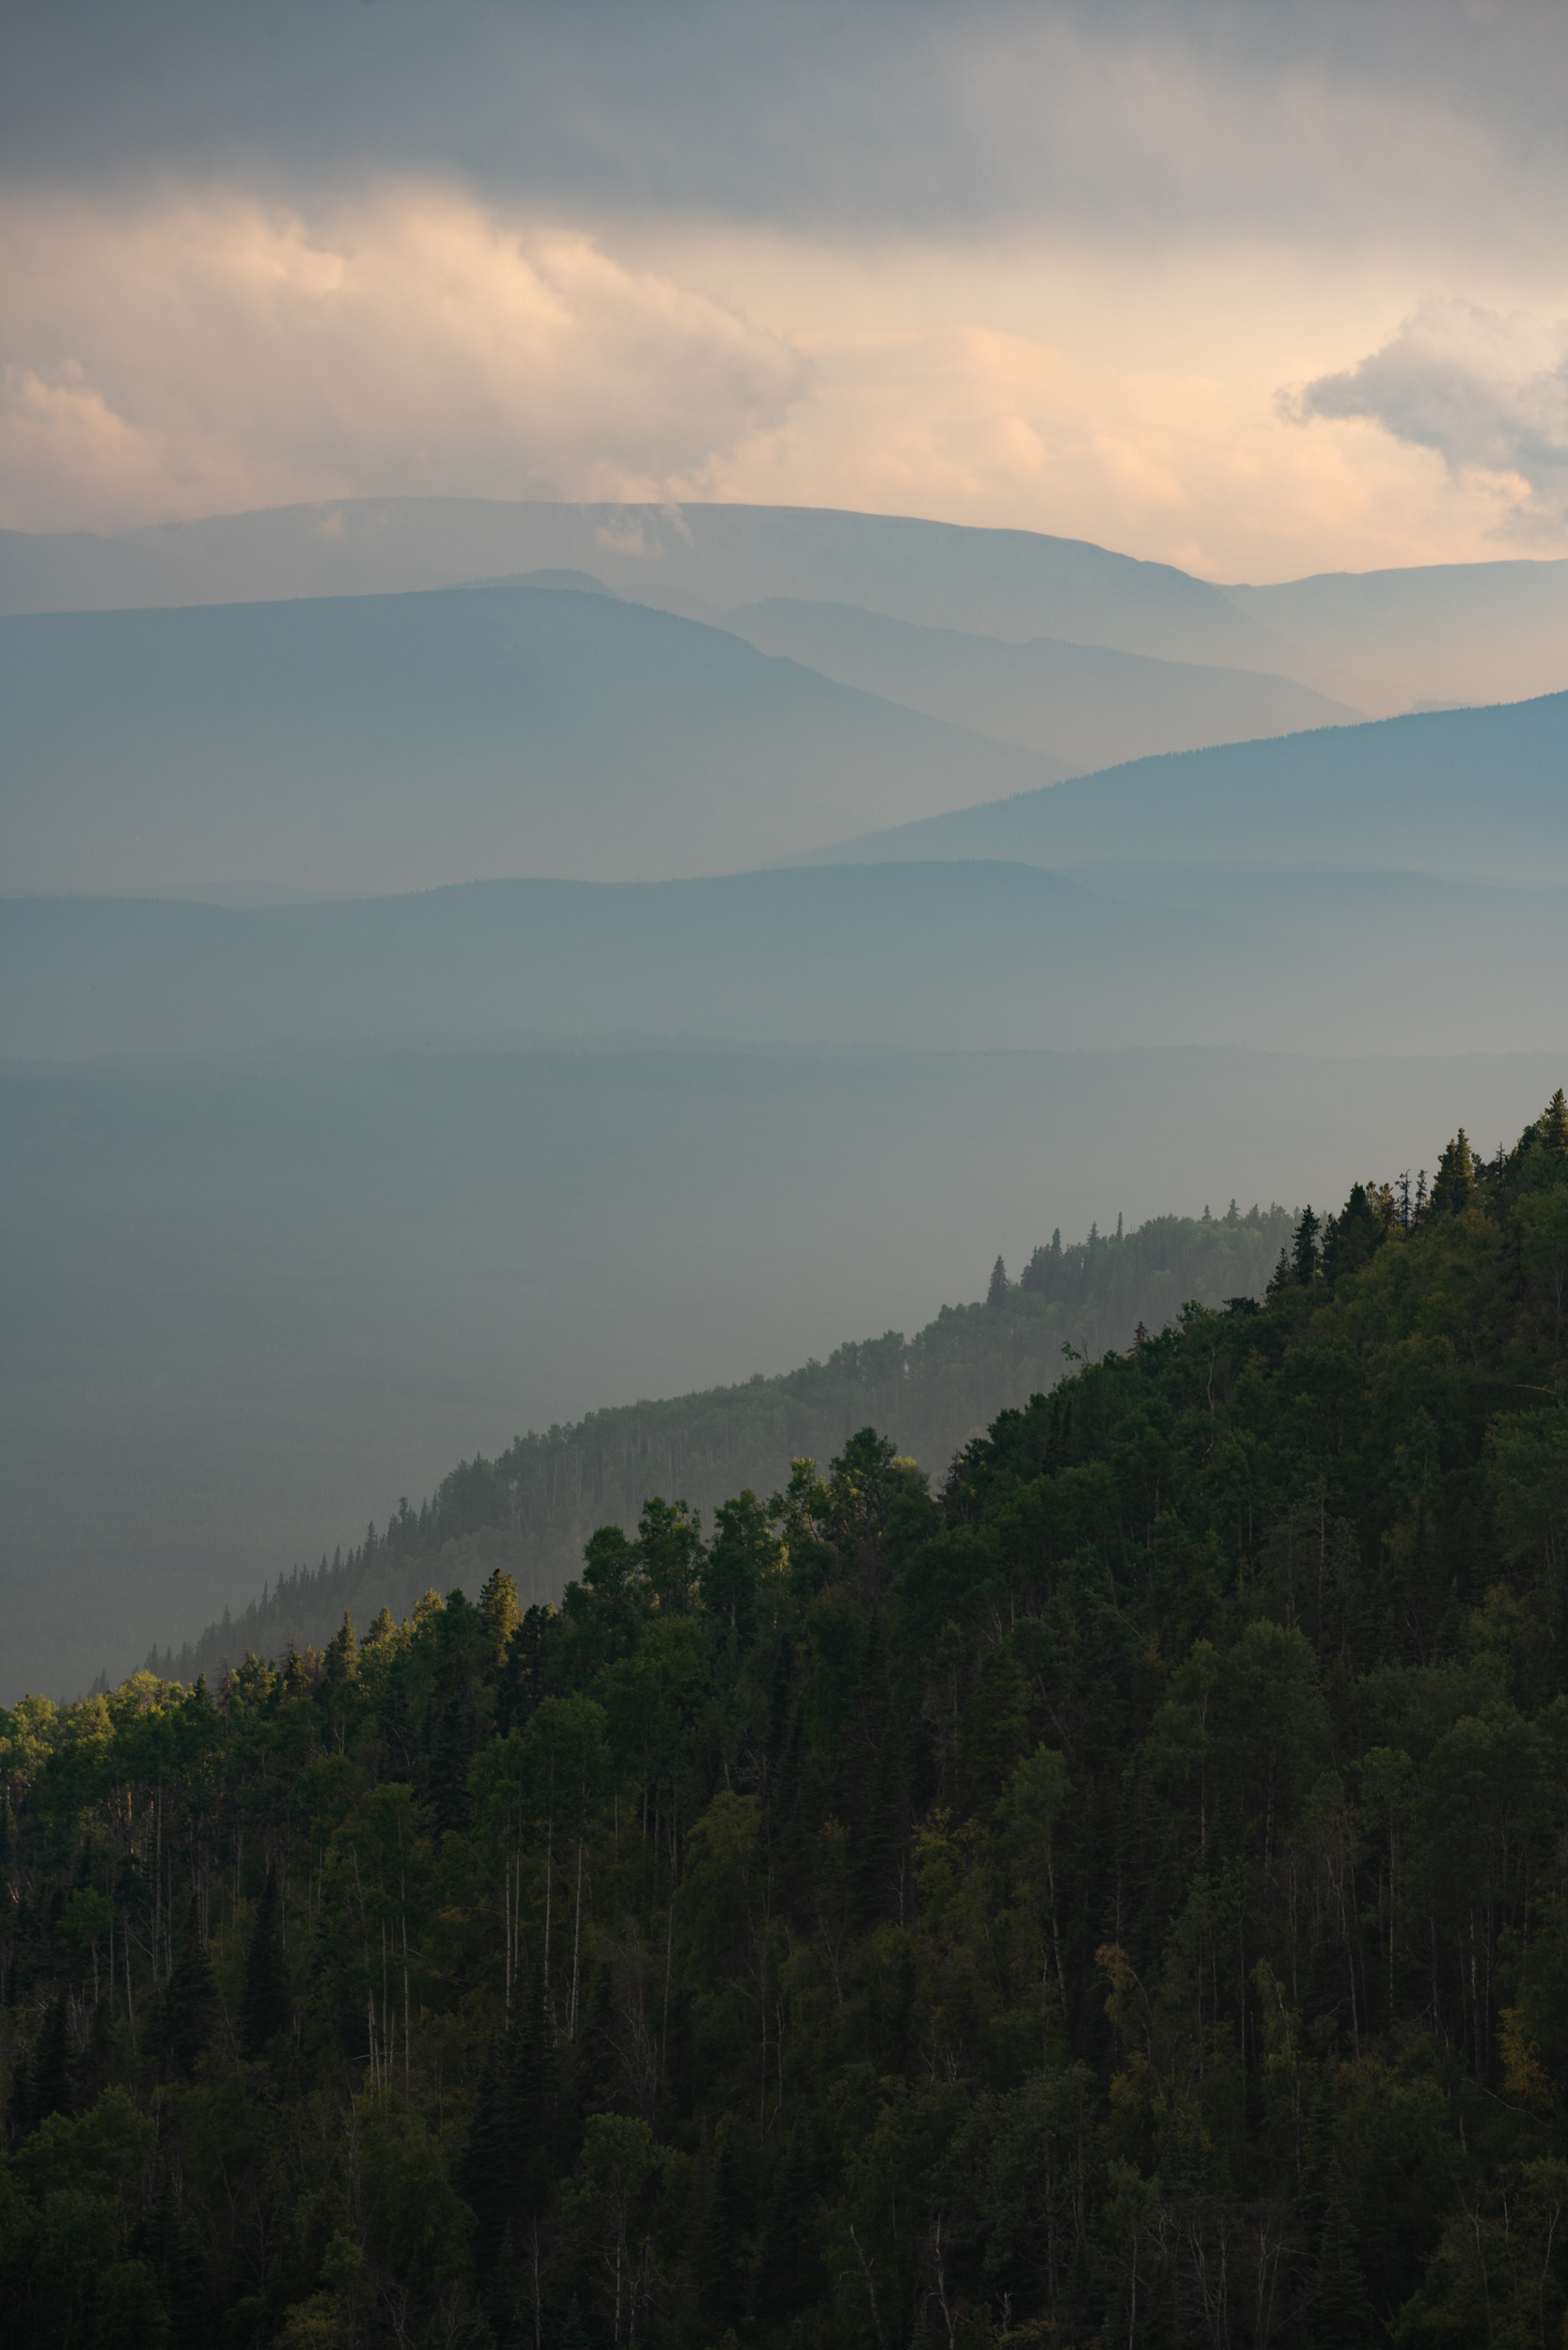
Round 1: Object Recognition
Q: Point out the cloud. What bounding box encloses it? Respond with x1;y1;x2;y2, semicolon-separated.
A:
1292;299;1568;530
7;180;1565;583
0;186;808;530
6;3;1568;266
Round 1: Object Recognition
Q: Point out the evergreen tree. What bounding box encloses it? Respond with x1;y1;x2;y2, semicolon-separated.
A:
1430;1128;1476;1215
1293;1204;1322;1285
702;2126;751;2336
241;1869;290;2056
460;2035;515;2264
1321;1183;1384;1284
987;1254;1009;1308
756;2120;823;2320
159;1896;215;2079
478;1567;523;1675
1307;2168;1375;2348
429;1690;475;1837
30;1987;72;2124
321;1611;357;1686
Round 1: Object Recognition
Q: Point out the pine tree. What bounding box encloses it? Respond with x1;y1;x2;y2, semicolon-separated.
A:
322;1611;357;1685
702;2125;752;2335
479;1567;523;1675
460;2035;515;2264
160;1895;216;2078
31;1988;72;2124
241;1868;290;2056
429;1691;475;1837
756;2120;823;2319
1307;2167;1375;2347
987;1254;1008;1308
1542;1088;1568;1160
1322;1183;1384;1285
1430;1128;1476;1215
1293;1205;1322;1285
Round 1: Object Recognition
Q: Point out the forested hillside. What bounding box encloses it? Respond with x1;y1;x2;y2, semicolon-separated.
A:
151;1206;1290;1685
4;1092;1567;2349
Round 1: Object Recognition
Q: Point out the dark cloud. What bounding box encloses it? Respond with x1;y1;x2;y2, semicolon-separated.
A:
4;1;1568;250
1295;298;1568;526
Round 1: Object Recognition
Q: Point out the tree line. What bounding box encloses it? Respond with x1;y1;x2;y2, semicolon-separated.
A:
1;1094;1565;2346
149;1206;1291;1688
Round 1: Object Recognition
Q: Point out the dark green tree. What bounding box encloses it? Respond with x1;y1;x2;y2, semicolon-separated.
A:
241;1868;290;2056
30;1987;72;2124
158;1896;215;2079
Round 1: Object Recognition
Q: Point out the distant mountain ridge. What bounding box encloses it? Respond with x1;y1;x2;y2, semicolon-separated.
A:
5;494;1567;712
0;584;1073;896
722;595;1360;767
8;854;1566;1060
788;689;1568;889
0;496;1280;671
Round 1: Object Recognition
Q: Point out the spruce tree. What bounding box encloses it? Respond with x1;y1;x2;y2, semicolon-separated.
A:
756;2121;823;2319
987;1254;1008;1308
1431;1128;1476;1215
31;1987;72;2124
429;1690;475;1837
460;2036;515;2264
160;1895;216;2079
241;1868;290;2056
1307;2167;1375;2347
702;2126;751;2336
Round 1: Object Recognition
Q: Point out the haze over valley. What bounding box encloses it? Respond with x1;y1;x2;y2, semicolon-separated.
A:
4;492;1567;1702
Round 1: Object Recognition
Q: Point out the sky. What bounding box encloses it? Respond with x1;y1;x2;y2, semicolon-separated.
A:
3;0;1568;581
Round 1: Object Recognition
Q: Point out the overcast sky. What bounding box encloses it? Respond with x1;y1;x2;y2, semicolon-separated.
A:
4;0;1567;578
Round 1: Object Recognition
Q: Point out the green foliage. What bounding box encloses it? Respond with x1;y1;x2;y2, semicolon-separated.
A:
4;1094;1567;2345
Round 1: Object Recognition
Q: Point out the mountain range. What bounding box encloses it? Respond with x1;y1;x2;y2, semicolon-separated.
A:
6;494;1567;712
5;491;1566;1696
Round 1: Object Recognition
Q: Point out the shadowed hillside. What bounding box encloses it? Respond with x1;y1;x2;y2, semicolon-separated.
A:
149;1205;1292;1682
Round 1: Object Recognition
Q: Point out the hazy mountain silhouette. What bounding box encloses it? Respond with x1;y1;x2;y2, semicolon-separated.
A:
8;497;1568;716
0;495;1283;669
0;584;1074;895
725;595;1360;768
788;691;1568;887
8;861;1564;1061
1228;555;1568;715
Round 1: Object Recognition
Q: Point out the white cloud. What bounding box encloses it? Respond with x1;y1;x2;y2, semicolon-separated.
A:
0;186;808;531
7;180;1568;581
1293;298;1568;531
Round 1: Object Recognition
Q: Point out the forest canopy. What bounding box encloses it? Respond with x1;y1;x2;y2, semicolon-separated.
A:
3;1090;1567;2349
149;1203;1292;1687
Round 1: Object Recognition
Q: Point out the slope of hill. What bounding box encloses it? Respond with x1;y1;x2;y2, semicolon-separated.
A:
790;691;1568;887
723;597;1361;767
8;862;1567;1060
6;1091;1568;2350
0;585;1071;895
8;1038;1560;1700
0;495;1284;669
148;1204;1294;1684
1227;553;1568;713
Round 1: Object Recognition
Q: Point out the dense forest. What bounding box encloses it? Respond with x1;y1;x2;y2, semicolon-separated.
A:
150;1207;1291;1686
4;1095;1568;2349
